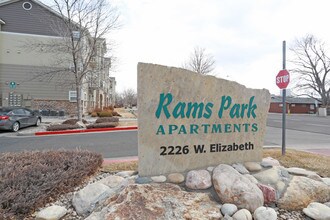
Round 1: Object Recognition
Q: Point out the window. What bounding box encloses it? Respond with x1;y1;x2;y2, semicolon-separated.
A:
22;2;32;10
69;91;77;102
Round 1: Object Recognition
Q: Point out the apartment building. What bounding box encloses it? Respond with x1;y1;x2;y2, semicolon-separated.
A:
0;0;116;114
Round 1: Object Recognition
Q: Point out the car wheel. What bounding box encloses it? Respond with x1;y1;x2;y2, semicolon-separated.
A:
12;122;20;132
35;118;41;126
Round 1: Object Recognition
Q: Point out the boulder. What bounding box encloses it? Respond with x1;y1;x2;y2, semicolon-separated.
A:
212;164;264;212
185;170;212;190
243;162;262;172
232;163;250;174
103;183;222;220
220;203;238;216
72;182;113;216
168;173;185;184
232;209;252;220
278;176;330;210
303;202;330;220
261;157;280;167
98;175;125;188
151;175;167;183
257;183;276;204
253;206;277;220
36;205;67;220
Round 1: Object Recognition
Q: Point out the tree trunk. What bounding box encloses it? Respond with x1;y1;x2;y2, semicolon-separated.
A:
76;83;83;121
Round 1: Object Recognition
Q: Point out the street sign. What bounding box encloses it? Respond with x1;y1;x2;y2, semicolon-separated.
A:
276;70;290;89
9;81;16;89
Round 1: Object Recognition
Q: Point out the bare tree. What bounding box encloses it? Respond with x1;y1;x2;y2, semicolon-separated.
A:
26;0;120;120
182;46;216;75
121;88;137;107
290;34;330;107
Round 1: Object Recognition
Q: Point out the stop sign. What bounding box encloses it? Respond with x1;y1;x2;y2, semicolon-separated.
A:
276;69;290;89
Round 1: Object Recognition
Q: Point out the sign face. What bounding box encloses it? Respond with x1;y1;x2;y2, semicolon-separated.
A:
9;81;16;89
276;70;290;89
138;63;271;176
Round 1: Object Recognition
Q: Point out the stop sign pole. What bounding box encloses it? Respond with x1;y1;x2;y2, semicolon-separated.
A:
275;41;290;156
281;41;287;155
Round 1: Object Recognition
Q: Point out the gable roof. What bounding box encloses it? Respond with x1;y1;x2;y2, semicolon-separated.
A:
0;0;63;20
271;96;320;104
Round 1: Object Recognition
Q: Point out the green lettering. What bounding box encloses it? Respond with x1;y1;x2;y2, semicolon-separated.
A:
252;123;258;132
203;103;214;119
178;125;187;134
201;124;210;133
155;93;173;119
190;124;199;134
233;124;241;132
169;124;178;134
230;104;240;118
156;125;165;135
225;124;232;133
173;102;186;118
247;96;257;118
211;124;222;133
218;96;232;118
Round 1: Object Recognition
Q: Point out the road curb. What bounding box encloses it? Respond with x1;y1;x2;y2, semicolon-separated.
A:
35;126;138;136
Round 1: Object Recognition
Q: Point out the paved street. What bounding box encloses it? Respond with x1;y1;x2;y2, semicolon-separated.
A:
0;113;329;157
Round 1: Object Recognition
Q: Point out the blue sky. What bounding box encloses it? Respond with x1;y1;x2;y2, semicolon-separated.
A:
109;0;330;94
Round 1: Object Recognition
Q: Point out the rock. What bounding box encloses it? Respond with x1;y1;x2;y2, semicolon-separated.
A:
303;202;330;220
253;206;277;220
244;174;258;184
135;176;152;184
220;203;238;216
116;170;136;178
36;205;67;220
185;170;212;190
207;166;214;172
325;202;330;208
72;182;113;216
278;176;330;210
98;175;125;188
103;183;222;219
232;208;252;220
287;167;318;177
151;175;167;183
261;157;280;168
222;214;234;220
232;163;250;174
212;164;264;212
322;177;330;186
243;162;262;172
168;173;185;184
257;183;276;204
253;166;290;197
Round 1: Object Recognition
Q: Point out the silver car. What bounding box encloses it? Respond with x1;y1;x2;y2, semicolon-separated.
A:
0;107;42;132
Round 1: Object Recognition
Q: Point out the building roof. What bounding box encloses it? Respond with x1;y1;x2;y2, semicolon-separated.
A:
271;96;320;104
0;0;63;19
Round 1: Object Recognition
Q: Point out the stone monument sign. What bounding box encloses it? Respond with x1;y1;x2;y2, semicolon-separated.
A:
138;63;270;176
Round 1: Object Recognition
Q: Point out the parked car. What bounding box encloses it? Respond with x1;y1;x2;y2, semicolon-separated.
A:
0;107;42;132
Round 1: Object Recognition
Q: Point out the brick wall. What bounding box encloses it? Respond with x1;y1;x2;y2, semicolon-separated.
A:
32;99;77;115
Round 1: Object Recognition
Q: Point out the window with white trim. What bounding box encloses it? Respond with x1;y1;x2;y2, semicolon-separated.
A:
69;91;77;102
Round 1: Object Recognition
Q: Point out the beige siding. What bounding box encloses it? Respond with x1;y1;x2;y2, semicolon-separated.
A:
0;63;75;101
0;32;71;67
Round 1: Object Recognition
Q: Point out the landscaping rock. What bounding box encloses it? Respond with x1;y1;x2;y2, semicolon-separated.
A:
287;167;318;177
36;205;67;220
168;173;185;184
244;174;258;184
72;182;112;215
135;176;152;184
212;164;264;212
261;157;280;167
151;175;167;183
278;176;330;210
103;183;222;219
243;162;262;172
257;183;276;204
116;170;136;178
253;206;277;220
232;163;250;174
232;208;252;220
220;203;238;216
322;177;330;186
98;175;125;188
185;169;212;190
303;202;330;220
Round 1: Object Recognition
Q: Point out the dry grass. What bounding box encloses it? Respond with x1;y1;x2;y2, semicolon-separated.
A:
263;148;330;177
101;149;329;178
114;108;136;118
